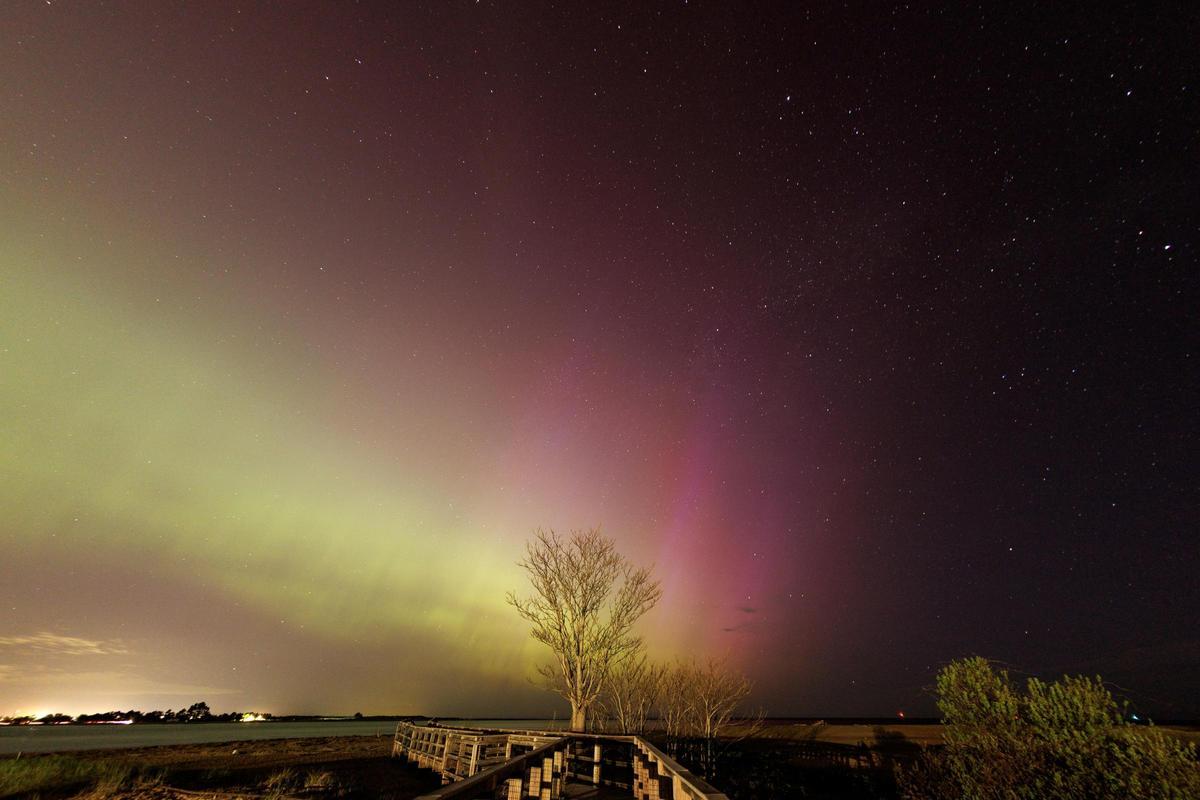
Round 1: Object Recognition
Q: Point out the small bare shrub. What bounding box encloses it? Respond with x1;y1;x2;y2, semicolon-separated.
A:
305;769;338;789
660;657;753;739
601;653;664;734
264;767;302;797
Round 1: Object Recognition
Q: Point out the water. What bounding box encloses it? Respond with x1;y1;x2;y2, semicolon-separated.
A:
0;719;556;755
439;719;558;732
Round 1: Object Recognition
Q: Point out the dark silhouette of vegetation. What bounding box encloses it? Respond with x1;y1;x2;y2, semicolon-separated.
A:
699;737;894;800
899;656;1200;800
1;700;273;725
34;713;73;725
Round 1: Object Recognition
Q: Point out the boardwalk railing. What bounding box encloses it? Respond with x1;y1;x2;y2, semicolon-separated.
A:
393;721;729;800
391;721;559;781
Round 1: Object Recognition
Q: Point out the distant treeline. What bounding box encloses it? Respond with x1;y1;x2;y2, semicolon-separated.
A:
2;701;255;725
2;701;431;726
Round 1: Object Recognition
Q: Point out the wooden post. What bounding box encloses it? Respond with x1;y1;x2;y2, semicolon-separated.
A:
440;733;453;781
552;749;564;798
469;742;479;776
592;742;602;785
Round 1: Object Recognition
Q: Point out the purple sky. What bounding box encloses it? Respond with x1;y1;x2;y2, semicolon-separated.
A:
1;2;1197;719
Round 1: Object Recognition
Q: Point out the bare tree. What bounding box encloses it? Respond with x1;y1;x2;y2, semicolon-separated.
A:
507;528;662;732
659;659;696;738
690;657;753;740
601;652;665;734
659;658;757;777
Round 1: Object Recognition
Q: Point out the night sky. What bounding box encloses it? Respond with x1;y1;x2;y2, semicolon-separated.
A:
2;2;1197;720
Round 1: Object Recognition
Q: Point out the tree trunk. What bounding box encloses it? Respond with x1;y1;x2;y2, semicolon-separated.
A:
570;702;586;732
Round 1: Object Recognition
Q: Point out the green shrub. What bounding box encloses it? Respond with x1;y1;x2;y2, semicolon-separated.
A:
900;657;1200;800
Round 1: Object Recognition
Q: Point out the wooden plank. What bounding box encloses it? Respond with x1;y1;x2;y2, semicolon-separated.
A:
403;724;730;799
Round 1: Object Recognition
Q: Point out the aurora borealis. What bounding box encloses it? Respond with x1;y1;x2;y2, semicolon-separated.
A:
2;3;1198;719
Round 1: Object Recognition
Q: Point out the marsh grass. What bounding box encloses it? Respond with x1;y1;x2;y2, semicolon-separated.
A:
263;767;302;798
0;755;160;798
304;770;337;789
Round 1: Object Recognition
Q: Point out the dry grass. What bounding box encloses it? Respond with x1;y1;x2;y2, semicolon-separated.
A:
1;737;436;799
0;754;162;797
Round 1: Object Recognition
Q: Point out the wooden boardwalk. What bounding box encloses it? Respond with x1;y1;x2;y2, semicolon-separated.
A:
392;722;729;800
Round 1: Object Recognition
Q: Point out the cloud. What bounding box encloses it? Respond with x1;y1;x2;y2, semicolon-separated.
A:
723;606;762;632
0;632;128;656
